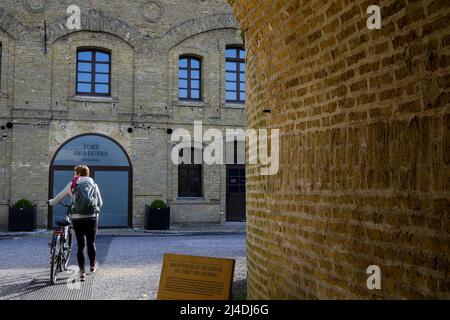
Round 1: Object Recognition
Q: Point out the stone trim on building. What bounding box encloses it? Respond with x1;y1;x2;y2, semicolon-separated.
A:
0;7;25;39
165;13;239;49
47;9;144;48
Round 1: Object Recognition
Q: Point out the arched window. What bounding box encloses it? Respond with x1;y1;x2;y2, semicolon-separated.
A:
226;46;246;103
77;49;111;96
178;147;203;197
179;56;201;101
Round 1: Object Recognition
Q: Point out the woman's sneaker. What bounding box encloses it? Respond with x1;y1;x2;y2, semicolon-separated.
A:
90;262;99;273
80;269;86;282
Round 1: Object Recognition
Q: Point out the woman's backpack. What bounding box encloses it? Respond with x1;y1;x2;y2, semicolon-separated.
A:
73;180;99;215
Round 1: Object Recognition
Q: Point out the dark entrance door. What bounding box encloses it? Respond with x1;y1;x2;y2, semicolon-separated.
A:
226;165;246;221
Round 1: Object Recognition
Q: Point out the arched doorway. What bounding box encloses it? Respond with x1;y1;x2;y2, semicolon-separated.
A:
48;134;132;229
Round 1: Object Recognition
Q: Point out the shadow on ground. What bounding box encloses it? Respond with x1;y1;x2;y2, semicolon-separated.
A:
233;279;247;300
0;236;113;300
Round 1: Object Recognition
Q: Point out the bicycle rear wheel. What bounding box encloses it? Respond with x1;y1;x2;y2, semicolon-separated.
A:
63;228;73;271
50;238;60;285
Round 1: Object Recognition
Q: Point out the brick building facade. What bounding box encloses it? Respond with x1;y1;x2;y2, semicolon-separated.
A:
0;0;245;229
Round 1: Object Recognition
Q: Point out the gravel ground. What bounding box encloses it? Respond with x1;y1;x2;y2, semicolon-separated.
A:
0;234;246;300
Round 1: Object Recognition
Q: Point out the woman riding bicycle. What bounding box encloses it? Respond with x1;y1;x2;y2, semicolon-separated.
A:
48;165;103;282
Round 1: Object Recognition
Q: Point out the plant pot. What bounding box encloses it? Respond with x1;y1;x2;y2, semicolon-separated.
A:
145;205;170;230
8;206;37;232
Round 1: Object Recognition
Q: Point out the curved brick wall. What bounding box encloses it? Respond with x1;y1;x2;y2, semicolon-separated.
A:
229;0;449;299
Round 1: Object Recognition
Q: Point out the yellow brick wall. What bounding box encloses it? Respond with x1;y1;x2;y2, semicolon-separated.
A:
229;0;450;299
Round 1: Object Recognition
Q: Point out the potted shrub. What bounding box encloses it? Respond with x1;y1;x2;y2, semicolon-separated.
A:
145;199;170;230
8;199;37;232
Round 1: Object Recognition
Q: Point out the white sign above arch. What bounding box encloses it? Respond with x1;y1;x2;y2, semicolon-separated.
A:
53;134;130;167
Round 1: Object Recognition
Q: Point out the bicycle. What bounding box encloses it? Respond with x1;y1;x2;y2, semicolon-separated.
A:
49;202;73;285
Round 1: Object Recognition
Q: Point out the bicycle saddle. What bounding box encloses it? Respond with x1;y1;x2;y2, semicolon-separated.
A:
56;219;71;227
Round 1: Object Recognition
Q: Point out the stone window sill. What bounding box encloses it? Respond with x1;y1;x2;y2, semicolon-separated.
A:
223;102;245;109
0;92;8;99
69;95;119;103
173;100;208;108
175;197;209;204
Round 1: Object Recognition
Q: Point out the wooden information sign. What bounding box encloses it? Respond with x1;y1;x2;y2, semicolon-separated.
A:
157;253;235;300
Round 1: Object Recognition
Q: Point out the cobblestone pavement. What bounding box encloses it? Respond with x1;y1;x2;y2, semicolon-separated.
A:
0;233;246;300
0;222;246;238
